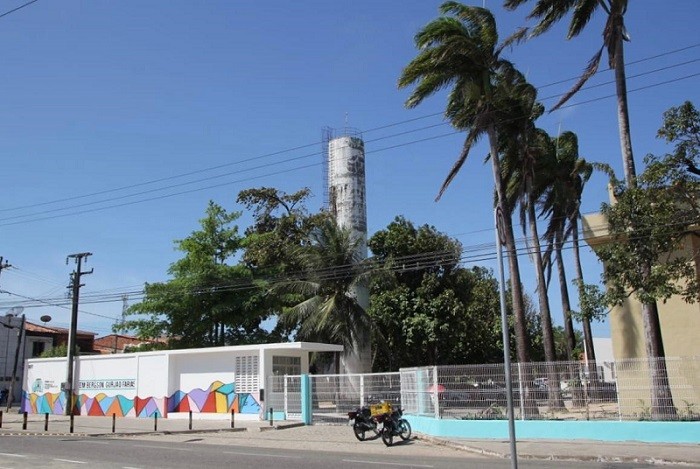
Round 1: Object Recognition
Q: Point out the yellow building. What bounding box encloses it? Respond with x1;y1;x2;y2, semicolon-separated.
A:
582;204;700;418
581;211;700;361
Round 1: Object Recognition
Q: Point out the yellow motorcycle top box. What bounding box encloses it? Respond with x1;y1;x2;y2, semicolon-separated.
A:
369;401;392;416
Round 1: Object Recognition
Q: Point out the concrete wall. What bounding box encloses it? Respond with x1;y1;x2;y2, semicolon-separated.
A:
405;415;700;444
21;343;338;418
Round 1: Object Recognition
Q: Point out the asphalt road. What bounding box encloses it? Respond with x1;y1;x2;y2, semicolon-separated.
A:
0;436;655;469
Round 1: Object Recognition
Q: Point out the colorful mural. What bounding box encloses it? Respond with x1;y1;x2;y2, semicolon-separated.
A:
167;381;260;414
23;381;260;418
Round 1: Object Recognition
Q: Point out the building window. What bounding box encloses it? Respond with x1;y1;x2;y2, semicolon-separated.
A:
272;356;301;376
31;341;46;357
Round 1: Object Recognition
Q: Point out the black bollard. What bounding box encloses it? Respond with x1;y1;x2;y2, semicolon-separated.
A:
22;412;27;430
44;413;49;432
231;409;235;429
269;407;273;427
188;410;192;430
69;413;74;433
0;410;3;429
154;413;158;432
112;413;116;433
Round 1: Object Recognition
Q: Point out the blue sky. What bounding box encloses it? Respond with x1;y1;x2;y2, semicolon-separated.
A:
0;1;697;343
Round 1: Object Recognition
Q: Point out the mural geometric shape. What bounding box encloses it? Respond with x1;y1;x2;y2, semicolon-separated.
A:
201;391;217;413
188;388;208;411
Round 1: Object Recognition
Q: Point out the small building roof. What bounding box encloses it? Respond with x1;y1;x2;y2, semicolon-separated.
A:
28;341;344;363
25;321;95;337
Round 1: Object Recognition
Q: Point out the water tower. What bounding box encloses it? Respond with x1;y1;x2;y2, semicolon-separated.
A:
323;127;370;374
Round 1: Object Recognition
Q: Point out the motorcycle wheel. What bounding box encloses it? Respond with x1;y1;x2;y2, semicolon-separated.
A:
353;422;367;441
381;426;394;447
398;419;412;441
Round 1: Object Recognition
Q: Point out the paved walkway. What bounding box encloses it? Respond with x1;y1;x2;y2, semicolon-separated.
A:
1;413;698;466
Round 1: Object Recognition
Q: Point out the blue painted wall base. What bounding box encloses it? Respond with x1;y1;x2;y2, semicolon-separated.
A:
405;415;700;444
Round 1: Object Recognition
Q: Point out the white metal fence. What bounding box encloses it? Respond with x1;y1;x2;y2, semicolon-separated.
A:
422;357;700;421
267;357;699;422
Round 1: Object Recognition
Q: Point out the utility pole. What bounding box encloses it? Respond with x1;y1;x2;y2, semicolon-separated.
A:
64;252;93;415
6;312;25;412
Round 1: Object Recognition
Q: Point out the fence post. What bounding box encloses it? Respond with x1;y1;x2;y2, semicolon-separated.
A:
614;370;622;421
360;375;365;407
433;365;440;419
416;369;426;416
517;362;525;421
283;376;288;418
300;373;312;425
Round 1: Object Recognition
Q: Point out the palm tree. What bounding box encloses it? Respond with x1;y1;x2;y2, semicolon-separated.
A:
504;0;636;188
398;2;534;369
539;132;595;363
500;85;565;409
274;219;373;374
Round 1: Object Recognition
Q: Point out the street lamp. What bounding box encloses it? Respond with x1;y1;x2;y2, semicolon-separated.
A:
2;307;25;412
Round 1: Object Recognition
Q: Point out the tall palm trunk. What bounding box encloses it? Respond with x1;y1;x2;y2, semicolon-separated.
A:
527;189;565;410
612;33;636;189
554;227;576;359
613;26;675;420
343;285;372;374
487;127;530;363
640;275;677;419
571;217;595;364
487;126;539;417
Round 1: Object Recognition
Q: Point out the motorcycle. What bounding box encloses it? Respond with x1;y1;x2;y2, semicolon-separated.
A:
348;406;380;441
376;407;412;446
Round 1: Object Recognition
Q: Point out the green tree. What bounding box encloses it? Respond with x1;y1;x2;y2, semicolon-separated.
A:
40;344;73;358
504;0;637;188
237;187;326;272
596;104;700;419
273;219;373;373
237;187;329;340
117;201;268;347
398;1;533;370
368;216;504;370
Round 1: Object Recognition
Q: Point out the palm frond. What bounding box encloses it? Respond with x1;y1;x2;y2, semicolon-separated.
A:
549;46;603;112
569;0;599;38
498;27;530;55
436;127;480;201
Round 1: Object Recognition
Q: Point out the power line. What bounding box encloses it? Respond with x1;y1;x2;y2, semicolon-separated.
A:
0;0;38;20
1;68;697;228
3;209;697;310
1;43;696;216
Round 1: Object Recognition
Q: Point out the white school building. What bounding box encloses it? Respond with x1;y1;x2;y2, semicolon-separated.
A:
22;342;343;420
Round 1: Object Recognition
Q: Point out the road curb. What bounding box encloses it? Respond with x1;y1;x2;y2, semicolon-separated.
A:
0;423;306;438
416;434;698;466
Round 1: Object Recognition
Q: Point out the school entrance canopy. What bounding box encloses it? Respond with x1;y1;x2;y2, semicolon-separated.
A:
22;341;343;419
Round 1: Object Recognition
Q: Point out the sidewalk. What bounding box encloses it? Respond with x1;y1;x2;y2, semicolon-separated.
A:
1;413;698;466
427;436;700;466
0;412;284;436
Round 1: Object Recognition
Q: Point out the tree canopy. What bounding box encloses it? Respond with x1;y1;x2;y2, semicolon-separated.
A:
369;216;510;370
